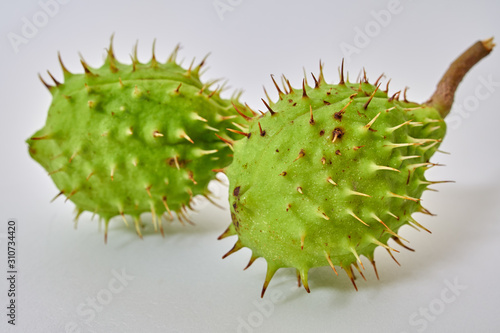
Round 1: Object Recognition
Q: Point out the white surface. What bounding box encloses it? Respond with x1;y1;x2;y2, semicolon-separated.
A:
1;1;500;332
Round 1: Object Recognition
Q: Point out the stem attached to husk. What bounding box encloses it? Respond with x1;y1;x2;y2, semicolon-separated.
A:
427;38;495;118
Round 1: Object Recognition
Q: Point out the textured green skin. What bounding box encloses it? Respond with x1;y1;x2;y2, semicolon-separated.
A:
224;80;446;289
28;46;248;226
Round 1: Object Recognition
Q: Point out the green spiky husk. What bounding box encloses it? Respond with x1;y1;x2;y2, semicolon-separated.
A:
222;74;446;294
27;42;250;236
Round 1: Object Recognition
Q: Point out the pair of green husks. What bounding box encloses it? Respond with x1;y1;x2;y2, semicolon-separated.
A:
28;38;494;297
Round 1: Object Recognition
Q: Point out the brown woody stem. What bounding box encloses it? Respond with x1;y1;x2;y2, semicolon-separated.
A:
427;38;495;118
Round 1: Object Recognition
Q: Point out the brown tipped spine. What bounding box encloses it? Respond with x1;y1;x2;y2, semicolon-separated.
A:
339;58;345;85
261;98;276;115
311;72;319;88
270;74;284;98
58;52;71;78
80;58;94;75
47;70;61;86
215;133;234;147
302;79;308;98
227;128;250;138
232;102;253;121
38;74;54;91
258;122;266;136
363;83;381;110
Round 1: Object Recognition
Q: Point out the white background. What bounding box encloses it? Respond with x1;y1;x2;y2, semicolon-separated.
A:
1;0;500;332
